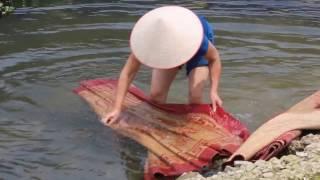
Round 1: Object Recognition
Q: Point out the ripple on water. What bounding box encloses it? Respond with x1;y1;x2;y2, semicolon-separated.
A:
0;1;319;179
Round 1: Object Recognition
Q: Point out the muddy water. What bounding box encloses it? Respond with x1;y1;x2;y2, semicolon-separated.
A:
0;1;319;179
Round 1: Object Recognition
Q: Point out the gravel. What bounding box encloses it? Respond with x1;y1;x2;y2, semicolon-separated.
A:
178;133;320;180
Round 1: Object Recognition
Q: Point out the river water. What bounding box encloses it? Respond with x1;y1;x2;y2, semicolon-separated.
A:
0;0;319;179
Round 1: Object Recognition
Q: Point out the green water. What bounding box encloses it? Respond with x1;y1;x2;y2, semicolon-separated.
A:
0;0;319;179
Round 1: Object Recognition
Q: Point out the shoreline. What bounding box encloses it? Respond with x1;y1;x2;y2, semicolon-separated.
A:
178;133;320;180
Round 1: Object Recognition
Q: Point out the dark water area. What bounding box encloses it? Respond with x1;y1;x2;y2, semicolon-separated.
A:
0;0;319;179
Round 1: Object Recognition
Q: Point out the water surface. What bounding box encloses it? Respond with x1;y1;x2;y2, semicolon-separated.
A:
0;0;319;179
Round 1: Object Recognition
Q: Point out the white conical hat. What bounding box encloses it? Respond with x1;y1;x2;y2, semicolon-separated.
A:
130;6;203;69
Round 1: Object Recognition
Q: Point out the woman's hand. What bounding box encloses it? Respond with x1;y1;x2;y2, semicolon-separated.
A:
102;109;121;125
210;91;222;112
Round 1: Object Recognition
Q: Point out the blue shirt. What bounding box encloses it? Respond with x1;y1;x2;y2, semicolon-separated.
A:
186;16;214;75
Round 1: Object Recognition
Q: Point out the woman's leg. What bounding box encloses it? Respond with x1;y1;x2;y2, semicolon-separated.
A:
150;67;180;103
188;66;209;104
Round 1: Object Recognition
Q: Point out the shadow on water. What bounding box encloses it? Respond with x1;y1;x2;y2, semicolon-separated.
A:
0;0;319;179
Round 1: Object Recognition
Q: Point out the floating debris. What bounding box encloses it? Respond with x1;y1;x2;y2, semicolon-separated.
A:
0;0;15;17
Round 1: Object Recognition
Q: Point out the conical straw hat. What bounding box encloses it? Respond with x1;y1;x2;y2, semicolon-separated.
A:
130;6;203;69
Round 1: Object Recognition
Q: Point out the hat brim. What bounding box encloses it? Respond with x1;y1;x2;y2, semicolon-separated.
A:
130;6;203;69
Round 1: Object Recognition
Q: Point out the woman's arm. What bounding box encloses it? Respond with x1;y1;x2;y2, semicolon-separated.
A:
205;42;222;111
104;53;141;124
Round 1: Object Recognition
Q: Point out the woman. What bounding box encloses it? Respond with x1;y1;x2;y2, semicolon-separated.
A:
104;6;222;124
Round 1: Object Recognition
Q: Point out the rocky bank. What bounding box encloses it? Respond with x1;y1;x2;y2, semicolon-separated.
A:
178;133;320;180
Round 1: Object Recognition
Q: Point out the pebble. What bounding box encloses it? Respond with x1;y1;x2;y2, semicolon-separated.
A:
262;172;273;178
234;160;253;166
296;151;308;157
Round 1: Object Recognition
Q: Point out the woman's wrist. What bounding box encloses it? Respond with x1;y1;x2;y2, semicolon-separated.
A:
210;87;218;94
114;106;122;111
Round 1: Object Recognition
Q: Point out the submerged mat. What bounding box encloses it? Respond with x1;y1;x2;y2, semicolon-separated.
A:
226;90;320;165
74;78;249;179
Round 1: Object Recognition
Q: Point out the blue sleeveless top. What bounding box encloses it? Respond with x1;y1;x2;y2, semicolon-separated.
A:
186;16;214;75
